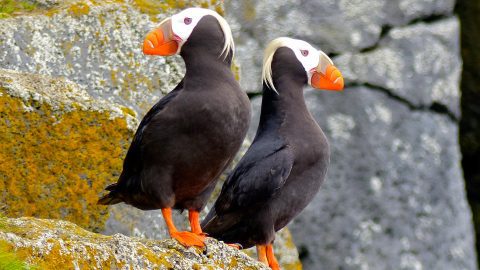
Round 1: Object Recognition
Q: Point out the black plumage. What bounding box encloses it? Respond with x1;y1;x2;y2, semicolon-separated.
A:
202;47;330;251
98;15;250;246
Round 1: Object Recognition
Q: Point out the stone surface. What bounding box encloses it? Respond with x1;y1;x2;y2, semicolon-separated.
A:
249;86;476;269
0;216;269;270
226;0;474;269
335;18;461;117
225;0;456;93
0;0;222;113
0;68;134;231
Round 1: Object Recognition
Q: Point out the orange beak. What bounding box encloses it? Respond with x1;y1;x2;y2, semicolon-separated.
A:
143;18;179;56
310;51;344;91
311;65;344;91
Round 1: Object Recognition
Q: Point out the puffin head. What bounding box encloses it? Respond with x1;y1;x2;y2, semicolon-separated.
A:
262;37;344;93
143;8;234;60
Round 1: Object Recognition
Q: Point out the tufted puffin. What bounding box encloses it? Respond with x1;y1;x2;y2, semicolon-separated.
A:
201;37;343;268
98;8;251;247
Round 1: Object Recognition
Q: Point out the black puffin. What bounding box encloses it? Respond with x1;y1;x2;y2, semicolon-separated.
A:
201;37;343;268
98;8;251;247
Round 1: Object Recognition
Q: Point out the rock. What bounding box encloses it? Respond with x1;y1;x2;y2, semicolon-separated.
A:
0;216;269;270
224;0;455;92
0;0;222;113
249;84;476;269
336;18;461;117
0;68;135;231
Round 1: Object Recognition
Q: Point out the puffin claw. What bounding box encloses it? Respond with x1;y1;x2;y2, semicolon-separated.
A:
227;243;243;250
171;231;205;247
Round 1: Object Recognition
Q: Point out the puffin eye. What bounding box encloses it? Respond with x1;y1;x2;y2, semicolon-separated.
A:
184;17;192;25
301;50;309;57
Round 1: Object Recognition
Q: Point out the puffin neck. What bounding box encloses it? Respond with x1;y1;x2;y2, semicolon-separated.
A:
181;50;234;85
257;77;308;133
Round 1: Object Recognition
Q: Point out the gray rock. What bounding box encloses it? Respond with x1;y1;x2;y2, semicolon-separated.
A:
0;1;185;114
225;0;455;92
336;18;461;117
249;86;476;269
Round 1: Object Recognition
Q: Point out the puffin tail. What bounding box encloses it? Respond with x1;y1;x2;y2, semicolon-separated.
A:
97;183;122;205
201;207;218;230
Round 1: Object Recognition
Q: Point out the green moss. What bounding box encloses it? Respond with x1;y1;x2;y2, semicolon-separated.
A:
0;0;36;18
0;241;32;270
0;90;132;231
0;217;265;269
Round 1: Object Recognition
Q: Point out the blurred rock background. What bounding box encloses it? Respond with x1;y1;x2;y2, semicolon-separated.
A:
0;0;479;269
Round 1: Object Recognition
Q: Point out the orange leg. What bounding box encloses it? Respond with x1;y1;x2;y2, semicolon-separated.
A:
257;245;268;265
266;244;280;270
161;208;205;247
188;210;204;235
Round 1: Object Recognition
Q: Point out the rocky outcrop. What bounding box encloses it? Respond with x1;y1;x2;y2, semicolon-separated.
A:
227;0;476;269
0;1;303;268
0;216;269;270
0;0;222;113
0;68;134;231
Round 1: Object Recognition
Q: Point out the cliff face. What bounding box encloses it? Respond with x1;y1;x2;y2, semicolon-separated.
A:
0;216;269;270
0;68;134;231
225;0;477;269
0;1;302;268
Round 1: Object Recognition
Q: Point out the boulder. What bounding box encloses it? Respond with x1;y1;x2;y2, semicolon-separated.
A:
0;0;223;113
0;216;269;270
0;68;134;231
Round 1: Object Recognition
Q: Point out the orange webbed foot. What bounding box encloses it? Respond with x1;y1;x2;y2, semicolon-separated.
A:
170;231;205;247
227;243;243;250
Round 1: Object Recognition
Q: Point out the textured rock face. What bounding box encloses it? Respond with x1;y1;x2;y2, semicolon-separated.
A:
0;1;303;268
225;0;456;93
0;68;134;231
227;0;476;269
0;216;269;270
0;0;221;113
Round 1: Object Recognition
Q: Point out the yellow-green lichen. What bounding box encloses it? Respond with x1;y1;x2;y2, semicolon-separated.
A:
130;0;224;21
67;2;90;17
0;241;32;270
0;217;268;270
0;90;132;232
0;0;37;19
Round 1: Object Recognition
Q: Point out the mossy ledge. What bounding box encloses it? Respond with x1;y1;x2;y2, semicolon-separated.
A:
0;69;136;231
0;216;269;270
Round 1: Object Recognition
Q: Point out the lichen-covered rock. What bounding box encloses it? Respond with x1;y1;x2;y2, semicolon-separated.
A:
0;216;269;270
0;0;222;113
0;68;135;231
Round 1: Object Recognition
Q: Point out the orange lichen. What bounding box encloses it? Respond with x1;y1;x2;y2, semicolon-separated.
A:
0;90;132;231
68;2;90;17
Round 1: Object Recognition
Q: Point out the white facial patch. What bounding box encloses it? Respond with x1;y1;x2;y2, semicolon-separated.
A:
262;37;333;92
283;39;323;85
169;8;234;57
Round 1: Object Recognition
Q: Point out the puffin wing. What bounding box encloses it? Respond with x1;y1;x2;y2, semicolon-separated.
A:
217;139;294;214
104;80;184;193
